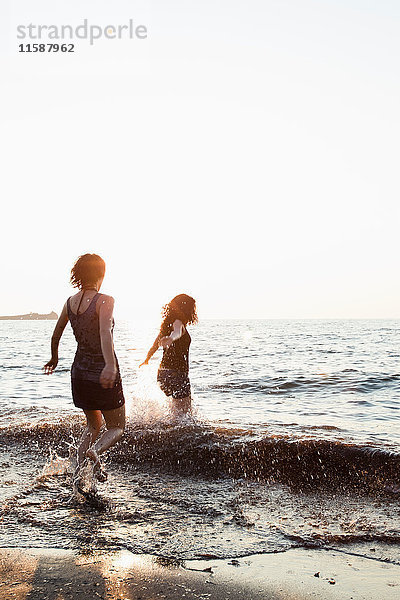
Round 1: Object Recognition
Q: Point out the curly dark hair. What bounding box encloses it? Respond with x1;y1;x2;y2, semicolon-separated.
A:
160;294;198;335
70;254;106;289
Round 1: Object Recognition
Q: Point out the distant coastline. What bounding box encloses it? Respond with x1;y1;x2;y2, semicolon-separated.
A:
0;312;58;321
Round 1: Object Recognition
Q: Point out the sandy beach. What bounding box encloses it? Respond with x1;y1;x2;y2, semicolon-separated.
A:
1;547;399;600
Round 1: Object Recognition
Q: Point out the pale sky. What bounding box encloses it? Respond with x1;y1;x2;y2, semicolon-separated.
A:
1;1;399;319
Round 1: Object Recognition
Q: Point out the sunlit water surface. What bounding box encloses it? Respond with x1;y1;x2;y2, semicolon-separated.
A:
0;319;399;561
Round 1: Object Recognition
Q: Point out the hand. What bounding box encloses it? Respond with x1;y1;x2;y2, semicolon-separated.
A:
43;358;58;374
139;359;149;368
100;364;117;389
160;336;172;349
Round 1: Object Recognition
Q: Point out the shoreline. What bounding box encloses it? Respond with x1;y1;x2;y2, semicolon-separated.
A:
1;547;399;600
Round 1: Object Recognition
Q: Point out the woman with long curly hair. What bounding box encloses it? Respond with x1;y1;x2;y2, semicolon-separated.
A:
140;294;197;414
44;253;125;487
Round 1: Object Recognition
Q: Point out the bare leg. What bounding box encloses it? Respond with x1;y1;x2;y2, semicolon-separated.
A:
171;396;191;416
77;410;103;470
86;405;125;466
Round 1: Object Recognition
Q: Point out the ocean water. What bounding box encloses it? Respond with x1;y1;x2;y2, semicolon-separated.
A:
0;319;399;564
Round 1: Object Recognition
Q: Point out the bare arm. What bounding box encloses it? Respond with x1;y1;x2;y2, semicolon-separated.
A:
139;320;185;367
159;320;184;349
139;334;162;367
98;295;117;389
43;304;69;374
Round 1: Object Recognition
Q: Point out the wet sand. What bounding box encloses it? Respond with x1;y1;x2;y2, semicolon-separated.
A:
1;547;399;600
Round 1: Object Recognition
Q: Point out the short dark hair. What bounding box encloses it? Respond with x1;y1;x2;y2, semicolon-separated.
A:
70;254;105;289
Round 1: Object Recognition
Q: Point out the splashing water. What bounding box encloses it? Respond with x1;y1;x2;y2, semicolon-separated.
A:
0;319;399;563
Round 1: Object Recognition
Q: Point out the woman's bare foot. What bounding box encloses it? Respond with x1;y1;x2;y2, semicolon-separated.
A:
72;467;85;495
86;447;108;482
94;467;108;482
86;446;99;463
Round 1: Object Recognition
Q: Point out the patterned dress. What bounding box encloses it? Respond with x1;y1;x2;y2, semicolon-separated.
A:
67;293;124;411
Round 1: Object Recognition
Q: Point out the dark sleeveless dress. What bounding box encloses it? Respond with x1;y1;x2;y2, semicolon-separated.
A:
67;293;125;411
157;326;191;400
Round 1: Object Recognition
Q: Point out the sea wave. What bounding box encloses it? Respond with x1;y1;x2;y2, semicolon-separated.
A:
208;371;400;395
2;420;399;495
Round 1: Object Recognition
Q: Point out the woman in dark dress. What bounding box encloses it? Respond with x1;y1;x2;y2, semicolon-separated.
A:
140;294;197;414
44;254;125;483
